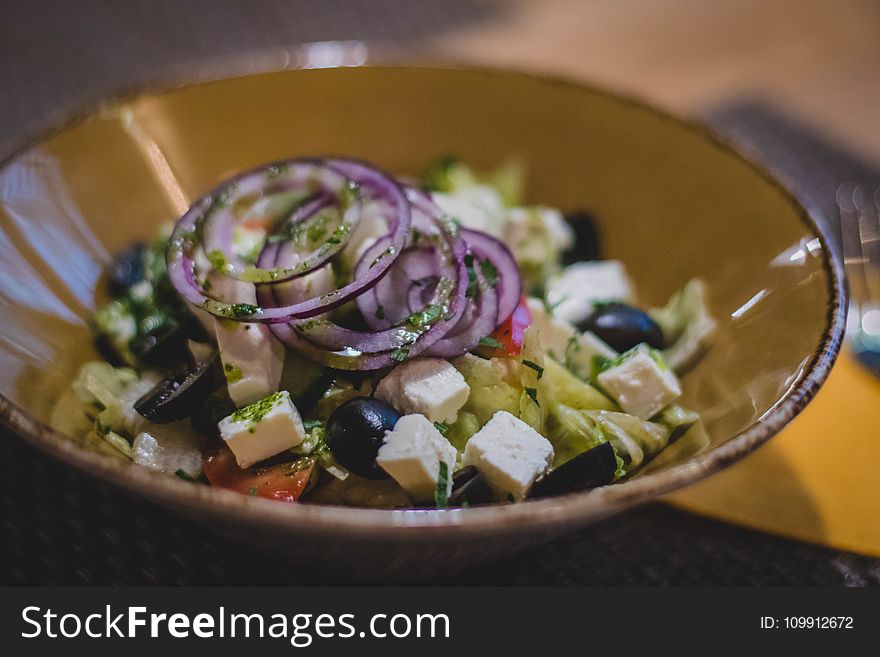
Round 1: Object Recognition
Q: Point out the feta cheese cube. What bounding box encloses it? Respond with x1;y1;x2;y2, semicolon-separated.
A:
545;260;635;325
376;414;458;501
526;297;617;378
462;410;554;500
375;357;470;423
210;273;284;407
218;390;306;468
596;344;682;419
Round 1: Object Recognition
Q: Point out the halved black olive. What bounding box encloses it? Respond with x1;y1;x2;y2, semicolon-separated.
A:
134;355;223;424
107;242;147;296
528;442;617;499
325;397;400;479
131;315;209;369
448;466;493;506
562;210;600;263
578;302;664;352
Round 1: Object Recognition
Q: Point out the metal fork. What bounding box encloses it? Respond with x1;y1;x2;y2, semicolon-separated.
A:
838;183;880;370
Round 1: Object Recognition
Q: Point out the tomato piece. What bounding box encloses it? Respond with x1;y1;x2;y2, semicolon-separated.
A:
479;295;532;356
203;445;317;503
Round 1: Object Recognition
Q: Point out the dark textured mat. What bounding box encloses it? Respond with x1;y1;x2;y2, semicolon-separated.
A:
2;0;880;586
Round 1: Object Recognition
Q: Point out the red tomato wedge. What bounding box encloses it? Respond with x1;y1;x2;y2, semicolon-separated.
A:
204;445;317;503
478;295;532;357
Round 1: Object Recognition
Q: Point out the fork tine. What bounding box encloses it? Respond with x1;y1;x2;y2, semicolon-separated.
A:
854;184;880;308
837;183;868;318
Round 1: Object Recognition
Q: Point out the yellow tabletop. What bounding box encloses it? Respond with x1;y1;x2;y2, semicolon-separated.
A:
667;349;880;557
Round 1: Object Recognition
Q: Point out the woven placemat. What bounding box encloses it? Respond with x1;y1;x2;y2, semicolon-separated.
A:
4;430;880;586
2;0;880;586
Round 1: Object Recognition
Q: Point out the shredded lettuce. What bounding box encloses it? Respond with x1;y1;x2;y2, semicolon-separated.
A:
649;278;717;373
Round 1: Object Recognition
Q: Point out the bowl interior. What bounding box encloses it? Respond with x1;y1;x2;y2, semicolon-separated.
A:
0;65;839;517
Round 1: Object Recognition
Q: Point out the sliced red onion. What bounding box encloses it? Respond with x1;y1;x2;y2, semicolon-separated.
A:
168;157;524;370
168;158;411;323
426;254;499;357
459;227;521;325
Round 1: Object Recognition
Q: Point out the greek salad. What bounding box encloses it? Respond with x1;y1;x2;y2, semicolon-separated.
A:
57;157;716;507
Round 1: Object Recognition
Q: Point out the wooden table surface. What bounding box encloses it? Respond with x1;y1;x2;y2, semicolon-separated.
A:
431;0;880;165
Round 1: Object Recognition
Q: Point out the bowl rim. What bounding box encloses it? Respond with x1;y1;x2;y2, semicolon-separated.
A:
0;48;847;537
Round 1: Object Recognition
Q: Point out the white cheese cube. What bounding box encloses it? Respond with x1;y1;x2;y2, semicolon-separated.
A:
462;410;554;500
526;297;617;378
210;273;284;407
596;344;682;419
375;357;470;423
432;185;507;238
132;423;204;478
545;260;635;325
218;390;306;468
376;414;458;502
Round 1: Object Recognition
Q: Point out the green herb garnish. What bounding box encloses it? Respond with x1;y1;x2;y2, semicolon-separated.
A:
405;303;443;328
464;253;478;298
229;303;259;318
525;387;539;406
480;259;499;287
433;421;449;435
390;347;409;363
478;335;503;350
375;305;385;320
435;460;449;508
521;359;544;379
247;486;258;496
230;391;283;425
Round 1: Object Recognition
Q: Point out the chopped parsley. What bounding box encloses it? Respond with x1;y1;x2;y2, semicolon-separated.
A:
375;305;385;320
230;391;283;426
464;253;479;298
521;359;544;379
433;421;449;435
390;347;409;363
405;303;443;328
229;303;259;318
247;486;258;496
303;418;324;432
478;335;503;350
525;386;539;406
434;460;449;508
480;259;499;287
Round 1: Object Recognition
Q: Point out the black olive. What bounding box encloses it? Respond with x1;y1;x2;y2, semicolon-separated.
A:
448;466;494;506
131;315;209;369
134;355;223;424
562;210;600;263
190;387;236;436
107;242;147;296
578;302;664;352
529;442;617;499
325;397;400;479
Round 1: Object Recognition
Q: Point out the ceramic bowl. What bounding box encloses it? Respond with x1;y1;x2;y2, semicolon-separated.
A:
0;58;845;578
